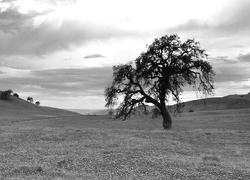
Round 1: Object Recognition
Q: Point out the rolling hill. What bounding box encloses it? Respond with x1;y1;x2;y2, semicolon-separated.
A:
179;93;250;112
68;109;108;115
77;93;250;115
0;91;82;124
1;91;250;121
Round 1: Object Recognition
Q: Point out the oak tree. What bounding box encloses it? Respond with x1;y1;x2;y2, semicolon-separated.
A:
105;34;215;129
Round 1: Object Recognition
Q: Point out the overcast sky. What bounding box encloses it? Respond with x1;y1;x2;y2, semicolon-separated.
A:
0;0;250;109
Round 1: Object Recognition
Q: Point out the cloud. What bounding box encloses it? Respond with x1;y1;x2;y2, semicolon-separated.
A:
0;5;140;57
210;56;237;64
208;56;239;67
0;66;113;97
213;63;250;83
232;45;245;48
34;0;79;5
0;66;31;77
1;0;17;3
207;54;250;85
173;20;210;32
83;54;105;59
238;53;250;62
63;58;72;61
37;68;110;95
0;6;40;33
208;57;250;97
170;0;250;37
0;66;114;108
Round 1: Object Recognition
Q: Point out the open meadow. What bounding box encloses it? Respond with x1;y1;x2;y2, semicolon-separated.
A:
0;108;250;179
1;0;250;179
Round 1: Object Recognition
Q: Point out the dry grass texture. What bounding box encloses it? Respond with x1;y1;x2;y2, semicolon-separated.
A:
0;116;250;179
0;93;250;179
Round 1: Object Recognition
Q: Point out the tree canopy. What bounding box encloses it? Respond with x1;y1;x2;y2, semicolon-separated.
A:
105;34;215;129
35;101;40;106
0;89;13;100
13;93;19;98
27;97;34;103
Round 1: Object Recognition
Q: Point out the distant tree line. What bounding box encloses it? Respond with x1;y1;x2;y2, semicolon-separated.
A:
0;89;41;106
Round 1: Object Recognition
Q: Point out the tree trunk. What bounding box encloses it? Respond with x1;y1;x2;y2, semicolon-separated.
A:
161;106;172;130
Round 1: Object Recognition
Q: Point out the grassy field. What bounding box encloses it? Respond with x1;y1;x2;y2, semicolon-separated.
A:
0;108;250;179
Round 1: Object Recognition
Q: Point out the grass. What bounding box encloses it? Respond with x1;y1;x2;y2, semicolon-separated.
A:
0;109;250;179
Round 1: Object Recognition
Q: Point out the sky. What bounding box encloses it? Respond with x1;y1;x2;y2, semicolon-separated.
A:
0;0;250;109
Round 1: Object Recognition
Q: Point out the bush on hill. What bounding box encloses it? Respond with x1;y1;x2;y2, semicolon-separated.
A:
13;93;19;98
0;89;13;100
35;101;40;106
27;97;34;103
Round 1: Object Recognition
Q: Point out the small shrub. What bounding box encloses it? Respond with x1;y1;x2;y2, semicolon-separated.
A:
13;93;19;98
6;89;13;95
202;155;220;166
0;90;12;100
57;159;73;170
35;101;40;106
10;166;43;176
27;97;34;103
152;107;161;119
202;155;220;162
108;110;114;119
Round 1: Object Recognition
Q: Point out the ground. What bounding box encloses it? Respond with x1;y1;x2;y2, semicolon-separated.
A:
0;108;250;179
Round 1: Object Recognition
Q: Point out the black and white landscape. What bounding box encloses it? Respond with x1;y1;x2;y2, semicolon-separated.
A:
0;0;250;179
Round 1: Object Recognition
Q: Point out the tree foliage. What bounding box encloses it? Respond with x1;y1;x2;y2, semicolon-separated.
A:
105;34;215;129
13;93;19;98
27;97;34;103
0;89;13;100
35;101;40;106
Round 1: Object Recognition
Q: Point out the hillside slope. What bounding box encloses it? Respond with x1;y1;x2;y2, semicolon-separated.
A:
179;93;250;112
72;93;250;115
0;92;81;124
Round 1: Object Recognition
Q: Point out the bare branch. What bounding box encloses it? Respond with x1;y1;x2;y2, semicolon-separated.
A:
104;34;215;129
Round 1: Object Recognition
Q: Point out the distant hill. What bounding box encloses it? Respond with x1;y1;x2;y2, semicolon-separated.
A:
68;109;108;115
1;91;250;122
80;93;250;115
0;91;81;124
179;93;250;112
